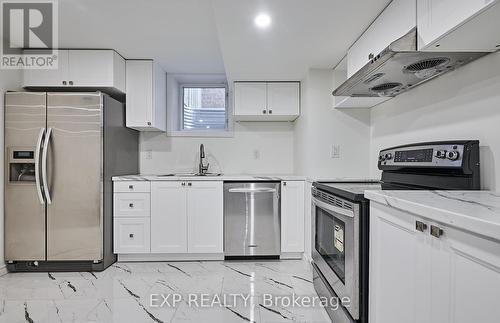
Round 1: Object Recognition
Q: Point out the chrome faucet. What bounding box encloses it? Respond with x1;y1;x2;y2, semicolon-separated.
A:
198;144;209;175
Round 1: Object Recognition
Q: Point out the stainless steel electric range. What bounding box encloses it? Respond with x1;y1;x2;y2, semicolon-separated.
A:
311;140;480;323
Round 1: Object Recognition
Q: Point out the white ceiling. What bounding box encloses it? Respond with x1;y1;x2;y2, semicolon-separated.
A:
57;0;390;80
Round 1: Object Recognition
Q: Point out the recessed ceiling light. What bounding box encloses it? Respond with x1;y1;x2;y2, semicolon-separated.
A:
254;13;271;28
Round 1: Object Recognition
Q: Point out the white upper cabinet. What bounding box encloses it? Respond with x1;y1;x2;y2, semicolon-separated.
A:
281;181;305;254
267;83;300;117
68;50;125;91
23;49;125;93
347;0;416;77
417;0;500;51
234;82;300;121
23;50;69;87
125;60;167;131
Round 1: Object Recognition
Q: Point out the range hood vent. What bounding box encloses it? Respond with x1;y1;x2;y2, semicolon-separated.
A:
332;28;488;98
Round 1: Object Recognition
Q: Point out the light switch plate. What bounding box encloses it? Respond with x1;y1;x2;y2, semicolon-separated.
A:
331;145;340;158
145;149;153;160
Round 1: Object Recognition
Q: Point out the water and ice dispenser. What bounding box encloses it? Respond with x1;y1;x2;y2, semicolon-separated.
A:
8;148;36;183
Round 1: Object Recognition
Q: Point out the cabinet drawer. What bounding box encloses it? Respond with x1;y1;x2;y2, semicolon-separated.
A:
114;193;150;217
114;181;150;193
114;218;150;253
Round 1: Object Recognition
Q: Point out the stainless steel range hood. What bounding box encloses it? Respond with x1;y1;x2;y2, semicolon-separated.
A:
332;28;488;98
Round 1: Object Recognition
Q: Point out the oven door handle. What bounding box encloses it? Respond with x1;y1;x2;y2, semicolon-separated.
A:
313;197;355;218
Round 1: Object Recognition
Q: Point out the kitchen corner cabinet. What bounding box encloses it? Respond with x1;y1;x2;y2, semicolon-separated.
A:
151;181;223;254
417;0;500;51
234;82;300;121
23;49;125;93
369;202;500;323
125;60;167;131
281;181;305;253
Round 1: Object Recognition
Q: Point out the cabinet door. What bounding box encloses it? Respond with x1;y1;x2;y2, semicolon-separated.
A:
281;181;305;253
369;203;430;323
68;50;124;89
187;181;223;253
267;83;300;117
417;0;499;50
151;182;188;253
23;50;69;87
114;218;150;253
428;223;500;323
126;60;153;129
347;0;416;77
234;82;267;117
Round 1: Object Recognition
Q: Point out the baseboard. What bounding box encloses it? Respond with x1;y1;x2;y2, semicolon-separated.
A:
118;253;224;262
280;252;304;260
0;264;8;276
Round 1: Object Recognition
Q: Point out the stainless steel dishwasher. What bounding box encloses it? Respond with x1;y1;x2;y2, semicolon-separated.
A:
224;182;281;258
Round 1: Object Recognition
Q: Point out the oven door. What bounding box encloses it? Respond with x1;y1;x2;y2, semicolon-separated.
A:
312;195;360;320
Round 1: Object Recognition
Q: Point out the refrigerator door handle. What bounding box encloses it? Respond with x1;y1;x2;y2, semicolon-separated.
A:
35;127;45;205
42;127;52;204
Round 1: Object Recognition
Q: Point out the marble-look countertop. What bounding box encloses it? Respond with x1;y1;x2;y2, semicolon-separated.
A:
365;190;500;241
112;174;307;181
113;174;380;183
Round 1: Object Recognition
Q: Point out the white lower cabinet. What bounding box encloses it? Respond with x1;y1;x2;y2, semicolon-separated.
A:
150;181;223;254
150;182;188;253
281;181;305;254
187;182;223;253
114;218;150;253
369;202;500;323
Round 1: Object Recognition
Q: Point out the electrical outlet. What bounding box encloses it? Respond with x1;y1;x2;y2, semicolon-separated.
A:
331;145;340;158
145;149;153;160
253;149;261;160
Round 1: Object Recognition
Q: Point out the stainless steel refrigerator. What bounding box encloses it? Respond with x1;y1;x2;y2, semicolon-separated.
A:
4;92;139;271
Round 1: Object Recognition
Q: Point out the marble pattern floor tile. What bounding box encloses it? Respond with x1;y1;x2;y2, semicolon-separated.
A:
0;260;332;323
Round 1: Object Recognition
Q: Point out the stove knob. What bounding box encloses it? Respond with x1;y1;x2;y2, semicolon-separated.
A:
379;155;385;161
435;150;447;159
385;153;393;160
447;151;460;161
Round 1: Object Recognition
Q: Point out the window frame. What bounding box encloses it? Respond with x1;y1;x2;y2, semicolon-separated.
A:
178;83;230;135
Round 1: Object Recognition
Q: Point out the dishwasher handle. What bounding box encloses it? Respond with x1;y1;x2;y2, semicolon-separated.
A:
228;188;277;193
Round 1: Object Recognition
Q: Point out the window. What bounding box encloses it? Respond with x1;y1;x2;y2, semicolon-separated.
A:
181;86;227;131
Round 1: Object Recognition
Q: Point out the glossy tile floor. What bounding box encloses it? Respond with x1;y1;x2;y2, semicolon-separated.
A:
0;260;332;323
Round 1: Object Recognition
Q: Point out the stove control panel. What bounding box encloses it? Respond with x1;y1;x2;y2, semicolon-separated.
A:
379;143;465;168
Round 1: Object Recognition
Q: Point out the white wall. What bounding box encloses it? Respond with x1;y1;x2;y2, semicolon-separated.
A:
140;122;295;174
0;70;22;273
370;51;500;191
294;68;372;179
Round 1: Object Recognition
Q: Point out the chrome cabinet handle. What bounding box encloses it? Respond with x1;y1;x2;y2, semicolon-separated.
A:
430;225;444;238
129;203;134;208
62;81;67;85
129;233;134;238
188;182;192;187
283;181;287;186
416;221;428;232
42;127;52;204
268;109;273;114
35;128;45;205
69;81;73;85
128;185;134;190
147;122;151;126
262;109;267;114
181;182;186;186
368;53;374;60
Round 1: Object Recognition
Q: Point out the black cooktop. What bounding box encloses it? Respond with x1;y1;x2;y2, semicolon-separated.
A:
313;182;382;202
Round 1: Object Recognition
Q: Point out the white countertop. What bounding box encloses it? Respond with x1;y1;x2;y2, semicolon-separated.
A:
112;174;380;183
365;190;500;241
112;174;307;181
